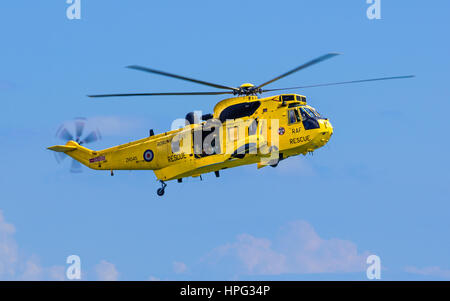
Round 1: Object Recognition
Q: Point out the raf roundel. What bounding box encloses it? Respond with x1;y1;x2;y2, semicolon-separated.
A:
278;127;285;135
143;149;154;162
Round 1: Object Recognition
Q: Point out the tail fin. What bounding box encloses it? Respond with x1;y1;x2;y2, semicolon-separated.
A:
47;141;95;168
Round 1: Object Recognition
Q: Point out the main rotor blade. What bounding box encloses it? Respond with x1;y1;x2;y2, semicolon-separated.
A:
257;53;340;89
262;75;415;92
127;65;237;91
88;91;234;98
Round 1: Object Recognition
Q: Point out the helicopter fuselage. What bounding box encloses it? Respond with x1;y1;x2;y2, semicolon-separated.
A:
49;94;333;182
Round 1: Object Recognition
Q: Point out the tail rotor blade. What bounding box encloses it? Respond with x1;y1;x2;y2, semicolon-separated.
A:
81;130;100;144
53;117;101;174
58;128;74;141
54;152;67;164
70;159;83;173
75;119;86;141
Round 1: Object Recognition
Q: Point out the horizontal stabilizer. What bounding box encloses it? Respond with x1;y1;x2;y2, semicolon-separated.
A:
47;145;77;153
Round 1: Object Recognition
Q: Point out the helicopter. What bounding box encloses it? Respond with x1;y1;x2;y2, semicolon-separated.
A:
48;53;414;196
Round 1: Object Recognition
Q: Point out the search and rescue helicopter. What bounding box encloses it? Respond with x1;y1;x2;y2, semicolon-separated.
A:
48;53;414;196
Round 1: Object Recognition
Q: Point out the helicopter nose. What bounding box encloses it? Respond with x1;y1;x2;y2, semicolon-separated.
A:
319;119;333;144
326;120;333;136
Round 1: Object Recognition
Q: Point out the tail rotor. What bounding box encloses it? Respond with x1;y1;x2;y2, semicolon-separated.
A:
54;117;101;173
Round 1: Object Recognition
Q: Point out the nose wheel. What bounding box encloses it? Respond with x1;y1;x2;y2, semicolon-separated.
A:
156;181;167;196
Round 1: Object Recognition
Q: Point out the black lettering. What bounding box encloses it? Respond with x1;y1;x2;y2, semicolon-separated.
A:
168;153;187;163
125;156;138;163
289;135;311;145
291;127;302;135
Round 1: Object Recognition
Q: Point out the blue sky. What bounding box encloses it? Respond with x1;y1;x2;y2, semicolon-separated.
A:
0;0;449;280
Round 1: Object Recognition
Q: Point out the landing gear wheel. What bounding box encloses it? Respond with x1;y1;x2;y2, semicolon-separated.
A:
156;180;167;197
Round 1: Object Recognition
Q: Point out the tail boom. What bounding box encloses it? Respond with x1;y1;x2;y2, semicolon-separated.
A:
48;141;100;169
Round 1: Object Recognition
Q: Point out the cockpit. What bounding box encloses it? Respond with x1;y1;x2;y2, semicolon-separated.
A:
287;104;325;130
279;94;324;130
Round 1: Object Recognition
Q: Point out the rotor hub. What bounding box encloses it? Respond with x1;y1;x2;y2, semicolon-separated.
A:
233;83;262;96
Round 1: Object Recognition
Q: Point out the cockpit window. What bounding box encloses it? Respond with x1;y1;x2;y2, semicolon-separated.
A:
306;107;316;117
300;107;314;119
288;109;301;124
300;107;320;130
307;107;324;119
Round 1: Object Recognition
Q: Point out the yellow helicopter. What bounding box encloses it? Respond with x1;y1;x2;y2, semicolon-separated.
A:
48;53;413;196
